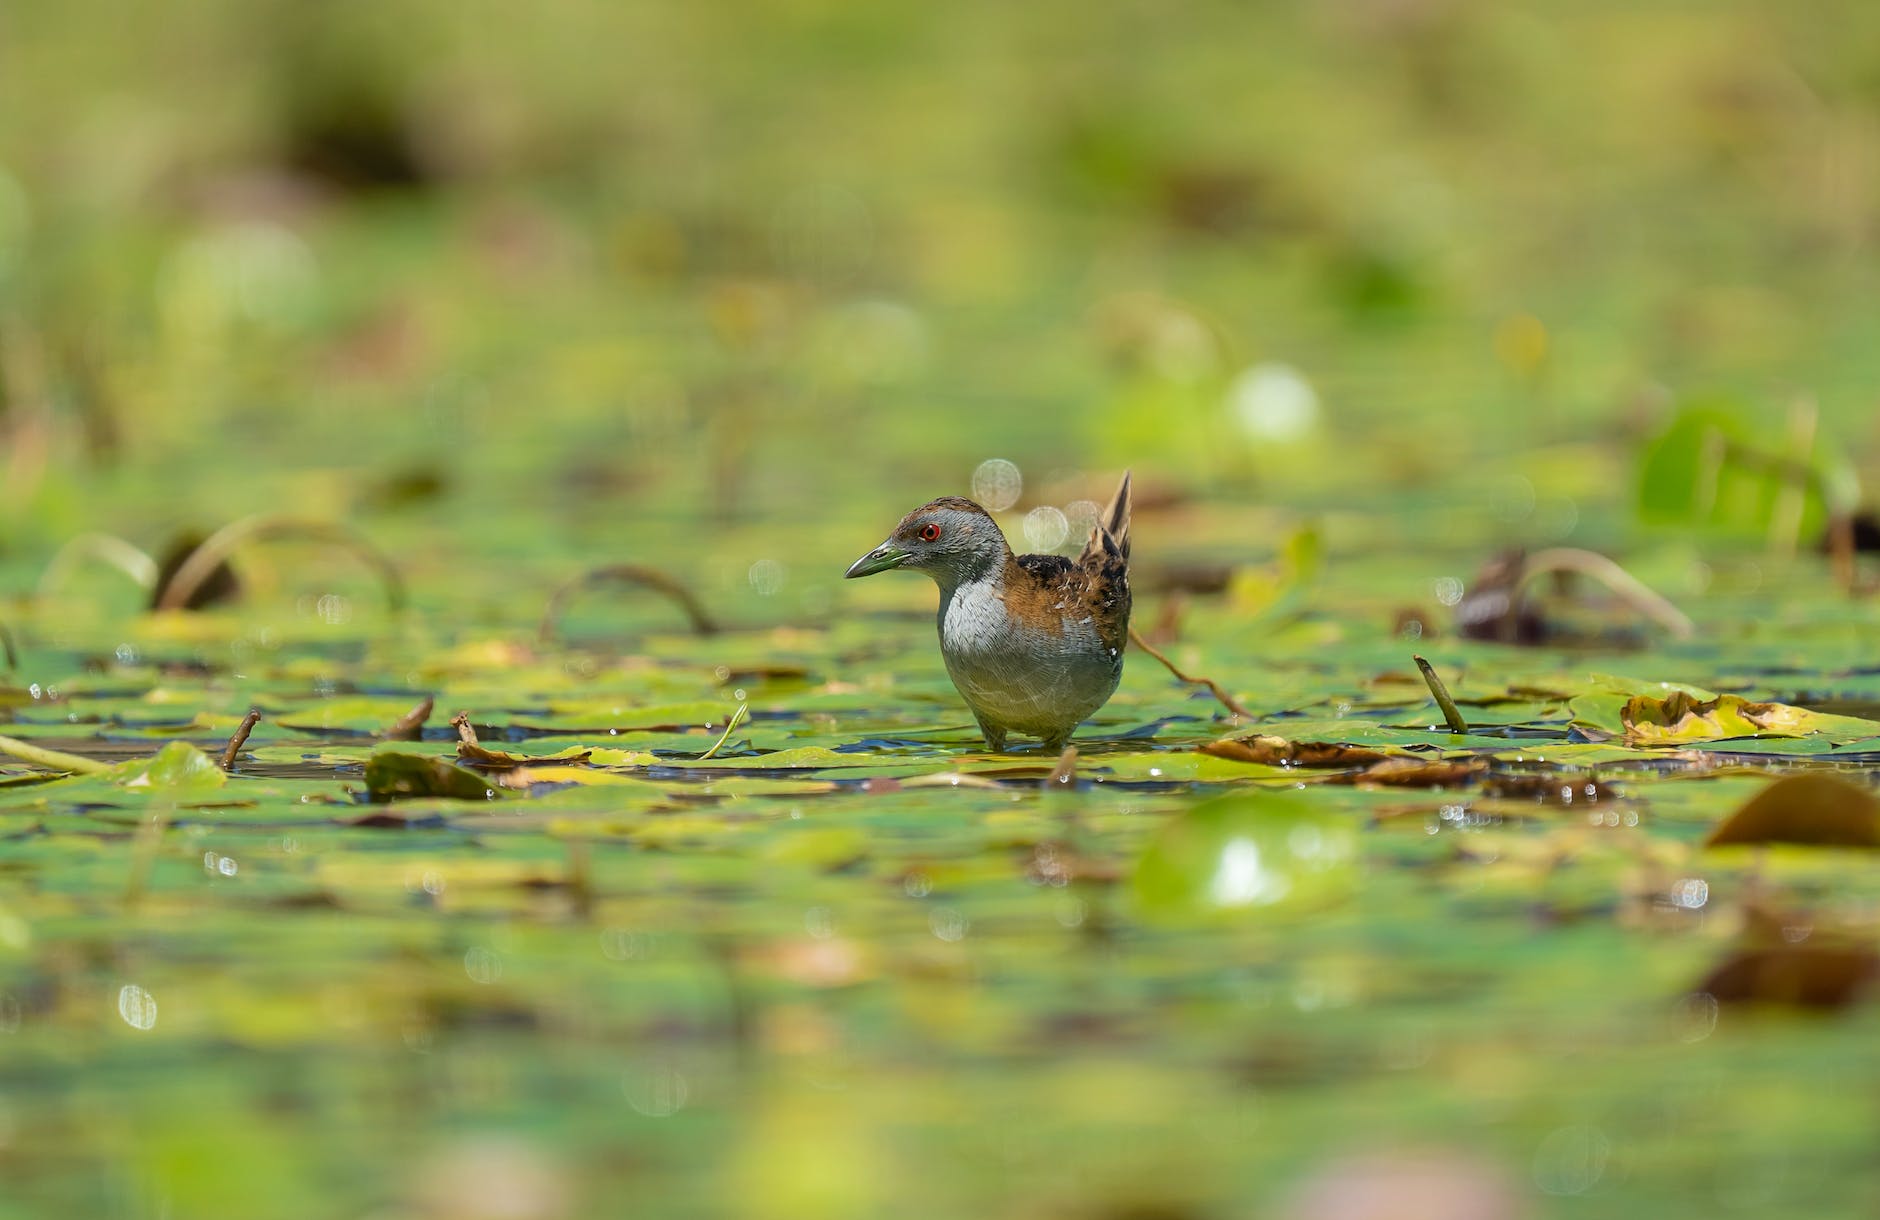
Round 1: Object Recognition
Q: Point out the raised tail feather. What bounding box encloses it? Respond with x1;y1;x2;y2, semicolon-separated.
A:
1081;470;1131;563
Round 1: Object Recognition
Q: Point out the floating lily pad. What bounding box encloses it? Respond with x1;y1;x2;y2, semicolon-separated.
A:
1133;790;1357;921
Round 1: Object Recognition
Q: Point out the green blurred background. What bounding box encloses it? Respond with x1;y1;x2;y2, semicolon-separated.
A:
5;0;1879;570
5;5;1880;1218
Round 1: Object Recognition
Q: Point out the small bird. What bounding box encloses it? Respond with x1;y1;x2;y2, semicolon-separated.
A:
845;471;1132;752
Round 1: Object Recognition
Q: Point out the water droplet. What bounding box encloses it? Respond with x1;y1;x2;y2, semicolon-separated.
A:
1532;1125;1611;1196
117;984;157;1030
1022;506;1069;552
1227;362;1319;443
747;558;786;596
971;459;1022;511
929;907;969;942
463;946;502;984
624;1059;690;1117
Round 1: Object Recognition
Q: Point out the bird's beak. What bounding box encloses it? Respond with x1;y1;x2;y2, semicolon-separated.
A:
844;541;909;579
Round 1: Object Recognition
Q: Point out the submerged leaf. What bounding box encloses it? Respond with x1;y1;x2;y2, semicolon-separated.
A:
1705;774;1880;848
365;751;503;802
1133;791;1357;921
1695;944;1880;1010
1199;735;1390;768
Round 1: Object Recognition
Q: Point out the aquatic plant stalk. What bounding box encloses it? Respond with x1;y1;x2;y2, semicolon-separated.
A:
0;733;111;775
539;564;720;642
1127;626;1254;720
153;516;406;612
1518;549;1694;639
698;703;749;760
1413;655;1469;734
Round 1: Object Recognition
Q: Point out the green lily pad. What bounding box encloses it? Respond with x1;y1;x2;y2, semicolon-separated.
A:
117;741;228;790
364;751;505;802
1133;790;1358;921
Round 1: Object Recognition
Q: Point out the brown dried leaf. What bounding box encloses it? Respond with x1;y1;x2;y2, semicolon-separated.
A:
1695;944;1880;1009
1705;773;1880;848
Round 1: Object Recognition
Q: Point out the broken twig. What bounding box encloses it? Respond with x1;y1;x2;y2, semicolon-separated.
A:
1045;746;1078;788
386;696;435;741
218;709;262;771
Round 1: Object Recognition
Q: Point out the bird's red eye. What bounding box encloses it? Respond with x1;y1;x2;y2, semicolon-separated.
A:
918;523;942;542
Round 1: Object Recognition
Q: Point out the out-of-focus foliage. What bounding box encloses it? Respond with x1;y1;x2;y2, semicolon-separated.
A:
6;1;1880;1218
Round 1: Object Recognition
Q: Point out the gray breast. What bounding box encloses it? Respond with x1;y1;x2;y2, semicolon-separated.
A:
938;578;1122;735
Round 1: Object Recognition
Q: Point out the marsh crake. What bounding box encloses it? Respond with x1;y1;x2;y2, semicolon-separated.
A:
845;471;1131;752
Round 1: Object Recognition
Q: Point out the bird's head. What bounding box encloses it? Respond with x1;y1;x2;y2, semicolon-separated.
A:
844;497;1007;586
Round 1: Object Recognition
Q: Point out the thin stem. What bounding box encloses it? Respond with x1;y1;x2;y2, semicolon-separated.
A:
387;696;435;740
1769;396;1816;559
154;516;405;612
1518;548;1694;639
1126;626;1254;720
36;533;159;596
1045;746;1078;788
0;733;112;775
698;703;749;761
539;564;720;642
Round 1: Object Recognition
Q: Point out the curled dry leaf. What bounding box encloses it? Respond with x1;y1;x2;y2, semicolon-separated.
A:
459;740;593;771
1622;691;1877;745
1704;773;1880;848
